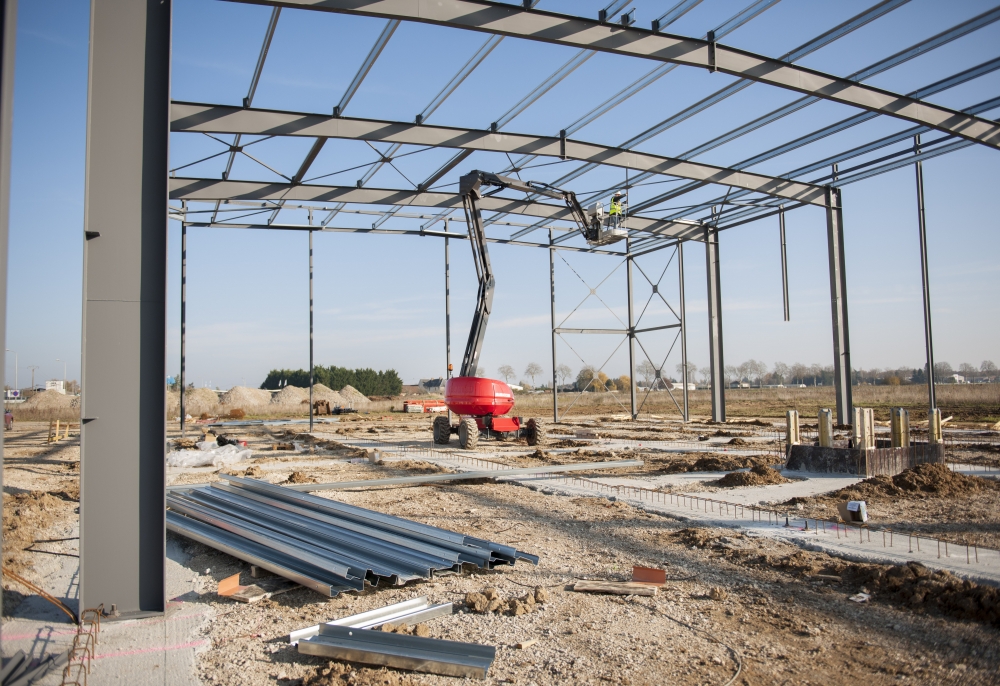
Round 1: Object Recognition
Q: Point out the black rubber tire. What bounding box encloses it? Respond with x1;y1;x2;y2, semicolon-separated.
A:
433;415;451;445
526;418;547;446
458;418;479;450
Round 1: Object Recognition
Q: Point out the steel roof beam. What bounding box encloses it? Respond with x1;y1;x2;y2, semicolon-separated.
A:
168;177;704;239
171;102;827;206
225;0;1000;150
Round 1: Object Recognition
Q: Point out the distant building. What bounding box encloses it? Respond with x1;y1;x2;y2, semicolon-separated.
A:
419;378;445;393
948;374;966;384
45;380;65;395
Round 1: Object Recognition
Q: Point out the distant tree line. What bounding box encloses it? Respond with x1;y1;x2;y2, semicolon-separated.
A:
260;365;403;396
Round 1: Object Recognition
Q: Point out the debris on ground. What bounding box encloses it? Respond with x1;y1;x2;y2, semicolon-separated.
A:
571;580;658;596
464;586;548;615
833;462;1000;501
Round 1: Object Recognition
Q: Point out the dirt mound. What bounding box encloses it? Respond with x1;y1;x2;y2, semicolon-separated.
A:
338;384;370;406
270;385;308;406
183;387;221;415
389;460;450;475
3;492;69;572
285;471;315;484
727;437;750;446
714;465;789;488
21;390;74;410
311;384;346;405
835;463;999;501
219;386;270;407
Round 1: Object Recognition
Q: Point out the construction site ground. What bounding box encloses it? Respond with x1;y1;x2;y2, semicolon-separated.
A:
3;412;1000;685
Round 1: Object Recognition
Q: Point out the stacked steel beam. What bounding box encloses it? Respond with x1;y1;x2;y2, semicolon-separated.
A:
166;475;537;596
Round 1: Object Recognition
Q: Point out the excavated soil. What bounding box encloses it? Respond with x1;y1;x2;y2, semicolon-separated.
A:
712;465;790;488
834;463;1000;501
2;491;73;573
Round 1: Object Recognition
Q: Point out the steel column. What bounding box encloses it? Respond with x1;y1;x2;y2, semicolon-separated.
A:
779;207;789;321
445;227;452;422
309;229;314;432
678;241;689;422
0;0;17;631
626;238;637;419
80;0;169;616
180;221;187;436
705;226;725;422
914;135;936;414
825;187;853;425
549;229;557;422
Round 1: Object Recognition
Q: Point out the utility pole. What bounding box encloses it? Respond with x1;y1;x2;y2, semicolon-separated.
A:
5;348;15;390
27;365;39;392
56;358;66;386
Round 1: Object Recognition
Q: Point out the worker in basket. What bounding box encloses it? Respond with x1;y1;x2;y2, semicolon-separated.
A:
609;190;626;229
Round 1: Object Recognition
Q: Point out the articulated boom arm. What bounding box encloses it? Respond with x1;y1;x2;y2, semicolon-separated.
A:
457;171;589;378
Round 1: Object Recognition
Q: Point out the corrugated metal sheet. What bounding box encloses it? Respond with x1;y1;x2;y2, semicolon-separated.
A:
166;477;537;596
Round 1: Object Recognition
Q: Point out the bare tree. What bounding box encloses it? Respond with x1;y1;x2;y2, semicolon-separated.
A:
724;365;737;386
958;362;976;382
737;361;751;386
637;360;656;387
675;361;697;382
524;362;543;386
772;362;789;385
790;362;807;385
699;366;710;385
556;364;573;387
475;366;485;378
809;364;823;386
497;365;515;383
981;360;997;381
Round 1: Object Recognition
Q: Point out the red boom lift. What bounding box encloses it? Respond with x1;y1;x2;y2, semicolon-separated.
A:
433;171;618;449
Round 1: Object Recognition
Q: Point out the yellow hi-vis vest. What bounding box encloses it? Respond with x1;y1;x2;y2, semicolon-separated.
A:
609;198;622;215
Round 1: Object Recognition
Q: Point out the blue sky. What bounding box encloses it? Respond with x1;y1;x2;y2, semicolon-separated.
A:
5;0;999;390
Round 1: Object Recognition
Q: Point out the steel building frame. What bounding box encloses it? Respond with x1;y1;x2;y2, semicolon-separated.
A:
69;0;997;616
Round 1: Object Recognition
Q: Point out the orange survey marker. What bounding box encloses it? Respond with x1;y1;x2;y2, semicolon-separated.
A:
632;566;667;585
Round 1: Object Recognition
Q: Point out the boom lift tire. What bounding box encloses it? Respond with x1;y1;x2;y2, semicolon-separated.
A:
433;415;451;445
458;417;479;450
526;417;547;446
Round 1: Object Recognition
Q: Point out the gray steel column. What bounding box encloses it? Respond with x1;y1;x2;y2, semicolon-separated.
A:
914;135;936;414
626;238;637;419
678;242;689;422
825;186;853;425
444;228;452;422
549;230;558;422
705;226;725;422
180;221;187;436
81;0;169;616
309;229;314;432
0;0;17;631
779;207;789;321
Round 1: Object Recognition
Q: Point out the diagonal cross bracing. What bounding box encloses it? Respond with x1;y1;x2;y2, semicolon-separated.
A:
224;0;1000;150
171;103;828;207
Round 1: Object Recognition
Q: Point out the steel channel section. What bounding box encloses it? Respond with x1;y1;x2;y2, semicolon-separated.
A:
626;238;637;419
192;486;468;570
0;0;14;631
80;0;169;617
914;135;936;415
166;495;366;585
207;482;476;565
176;489;455;581
299;624;495;679
227;0;1000;150
221;475;538;564
678;242;689;422
291;598;454;643
779;208;789;321
825;187;853;425
180;222;187;435
705;227;725;422
166;512;350;597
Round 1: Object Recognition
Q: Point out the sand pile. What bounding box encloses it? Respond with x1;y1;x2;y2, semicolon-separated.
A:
339;384;370;406
835;462;1000;501
714;465;789;488
270;385;308;406
219;386;271;408
312;384;346;405
20;390;74;410
182;387;221;415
